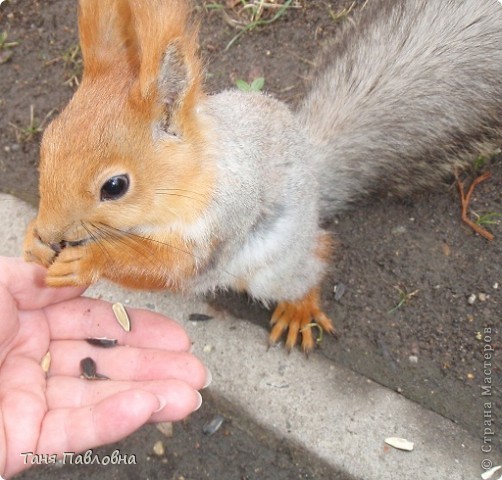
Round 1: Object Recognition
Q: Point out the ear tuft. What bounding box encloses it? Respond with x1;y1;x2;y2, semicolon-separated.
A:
158;43;188;109
128;0;202;134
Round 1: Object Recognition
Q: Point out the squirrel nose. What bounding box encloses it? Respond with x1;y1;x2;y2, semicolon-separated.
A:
33;226;64;253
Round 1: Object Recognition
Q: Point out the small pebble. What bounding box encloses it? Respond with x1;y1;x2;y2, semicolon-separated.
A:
478;293;487;302
493;282;499;290
467;294;476;305
203;345;213;353
391;225;407;236
0;50;13;65
441;242;451;256
152;440;165;456
408;355;418;364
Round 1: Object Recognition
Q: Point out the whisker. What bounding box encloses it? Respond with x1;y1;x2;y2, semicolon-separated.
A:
87;223;238;281
155;188;208;198
92;223;160;269
154;188;210;207
82;222;113;263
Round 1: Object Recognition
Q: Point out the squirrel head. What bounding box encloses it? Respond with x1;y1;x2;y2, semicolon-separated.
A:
34;0;212;251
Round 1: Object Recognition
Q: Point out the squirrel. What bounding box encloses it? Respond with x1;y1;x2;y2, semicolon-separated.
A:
24;0;502;352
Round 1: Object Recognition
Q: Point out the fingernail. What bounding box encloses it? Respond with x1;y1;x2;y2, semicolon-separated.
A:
194;391;203;412
154;395;167;413
203;367;212;389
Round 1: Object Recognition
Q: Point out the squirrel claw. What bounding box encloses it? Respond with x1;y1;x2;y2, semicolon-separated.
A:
269;288;336;354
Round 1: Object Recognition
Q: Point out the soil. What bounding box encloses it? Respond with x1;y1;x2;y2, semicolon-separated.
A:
1;0;500;478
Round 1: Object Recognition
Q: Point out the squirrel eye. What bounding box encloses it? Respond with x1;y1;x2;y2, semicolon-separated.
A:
100;174;130;201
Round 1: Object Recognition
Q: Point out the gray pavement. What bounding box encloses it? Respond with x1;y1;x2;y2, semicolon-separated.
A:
1;193;485;479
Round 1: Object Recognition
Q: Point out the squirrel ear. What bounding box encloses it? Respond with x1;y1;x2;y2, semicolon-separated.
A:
78;0;135;77
128;0;202;134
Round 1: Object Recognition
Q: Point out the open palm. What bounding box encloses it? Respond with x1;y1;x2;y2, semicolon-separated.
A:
0;257;207;478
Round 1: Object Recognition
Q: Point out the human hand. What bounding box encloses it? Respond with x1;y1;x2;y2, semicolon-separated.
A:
0;257;208;478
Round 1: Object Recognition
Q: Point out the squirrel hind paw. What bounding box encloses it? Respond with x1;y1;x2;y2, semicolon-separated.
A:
269;290;336;353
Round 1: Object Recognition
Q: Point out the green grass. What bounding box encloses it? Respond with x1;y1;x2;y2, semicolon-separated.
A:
236;77;265;92
9;105;55;143
223;0;296;51
0;30;19;64
388;285;419;314
474;212;502;227
45;44;83;87
0;31;19;50
327;1;356;23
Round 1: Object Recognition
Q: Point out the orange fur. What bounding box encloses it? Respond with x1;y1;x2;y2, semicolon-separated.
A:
270;287;336;353
269;234;336;352
25;0;215;290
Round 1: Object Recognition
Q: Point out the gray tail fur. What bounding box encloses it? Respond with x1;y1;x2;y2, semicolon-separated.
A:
297;0;502;216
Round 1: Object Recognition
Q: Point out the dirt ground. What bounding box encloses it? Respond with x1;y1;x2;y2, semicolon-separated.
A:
1;0;500;478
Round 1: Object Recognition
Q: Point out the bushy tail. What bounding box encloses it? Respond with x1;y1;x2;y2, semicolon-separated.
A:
298;0;502;216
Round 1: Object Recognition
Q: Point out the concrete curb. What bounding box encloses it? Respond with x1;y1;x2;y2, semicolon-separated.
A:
1;193;484;479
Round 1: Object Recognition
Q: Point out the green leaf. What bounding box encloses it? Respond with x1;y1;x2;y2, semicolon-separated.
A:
236;79;251;92
250;77;265;91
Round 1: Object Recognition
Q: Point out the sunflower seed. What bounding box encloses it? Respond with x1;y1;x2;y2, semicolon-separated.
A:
80;357;110;381
40;351;51;373
482;465;502;480
86;337;118;348
384;437;414;451
189;313;214;322
333;283;347;302
203;415;224;436
112;302;131;332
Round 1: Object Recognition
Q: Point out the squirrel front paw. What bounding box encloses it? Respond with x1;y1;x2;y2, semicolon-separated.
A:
23;219;57;267
269;287;336;353
44;246;94;287
24;219;94;286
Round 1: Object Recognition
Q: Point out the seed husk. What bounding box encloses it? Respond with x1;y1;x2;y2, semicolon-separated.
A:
112;302;131;332
202;415;225;436
80;357;110;381
384;437;414;451
40;351;51;373
189;313;214;322
86;337;118;348
156;422;174;438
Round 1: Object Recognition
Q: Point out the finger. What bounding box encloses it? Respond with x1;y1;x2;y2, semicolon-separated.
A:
0;257;86;310
46;376;203;422
49;340;208;389
36;390;160;456
44;297;191;352
1;388;46;478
